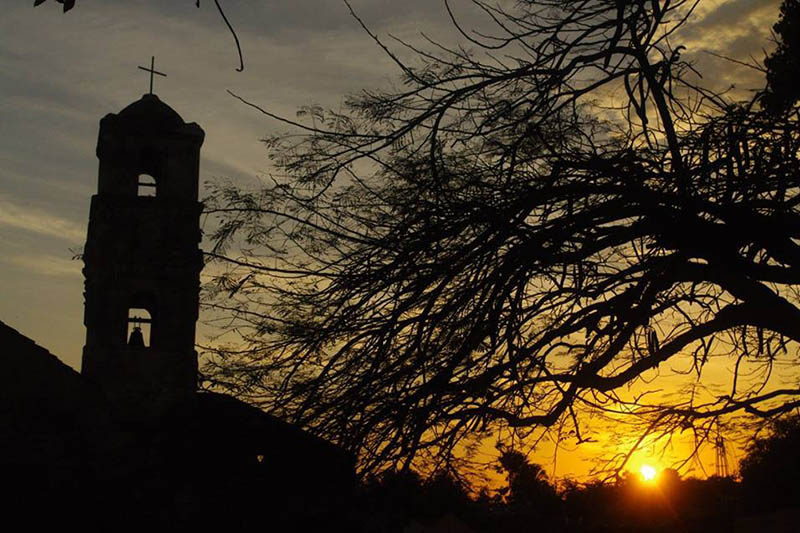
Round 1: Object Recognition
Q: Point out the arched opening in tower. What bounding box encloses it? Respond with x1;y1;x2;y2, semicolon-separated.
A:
137;174;157;197
127;308;152;348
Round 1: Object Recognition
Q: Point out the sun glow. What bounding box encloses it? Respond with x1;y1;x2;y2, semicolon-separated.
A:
640;464;658;482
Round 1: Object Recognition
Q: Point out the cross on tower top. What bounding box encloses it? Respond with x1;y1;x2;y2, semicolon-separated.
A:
137;56;167;95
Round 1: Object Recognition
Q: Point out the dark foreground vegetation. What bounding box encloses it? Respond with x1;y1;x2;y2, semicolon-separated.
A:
359;467;737;533
355;417;800;532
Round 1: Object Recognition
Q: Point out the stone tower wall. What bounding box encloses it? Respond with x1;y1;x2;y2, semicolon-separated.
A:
81;94;204;414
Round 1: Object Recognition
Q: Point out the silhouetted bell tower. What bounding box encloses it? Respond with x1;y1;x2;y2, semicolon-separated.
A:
81;93;204;410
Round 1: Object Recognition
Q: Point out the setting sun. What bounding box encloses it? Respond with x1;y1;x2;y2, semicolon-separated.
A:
640;464;658;482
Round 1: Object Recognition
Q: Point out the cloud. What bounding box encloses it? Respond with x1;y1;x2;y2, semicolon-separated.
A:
691;0;779;32
681;0;780;54
672;0;781;96
0;196;85;243
2;252;82;278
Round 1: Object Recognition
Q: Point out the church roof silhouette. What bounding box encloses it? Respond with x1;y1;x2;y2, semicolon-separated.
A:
0;318;355;528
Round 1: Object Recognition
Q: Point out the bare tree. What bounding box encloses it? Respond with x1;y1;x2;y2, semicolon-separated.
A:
202;0;800;474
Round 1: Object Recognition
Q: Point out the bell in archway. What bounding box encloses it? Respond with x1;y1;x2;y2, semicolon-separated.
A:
128;326;145;348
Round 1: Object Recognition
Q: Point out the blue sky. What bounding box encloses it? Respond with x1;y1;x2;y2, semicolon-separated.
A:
0;0;783;373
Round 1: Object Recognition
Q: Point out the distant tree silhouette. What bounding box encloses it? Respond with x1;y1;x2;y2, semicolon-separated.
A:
202;0;800;472
492;449;560;530
494;449;557;510
358;468;480;532
739;415;800;512
356;460;744;532
762;0;800;114
560;470;740;532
